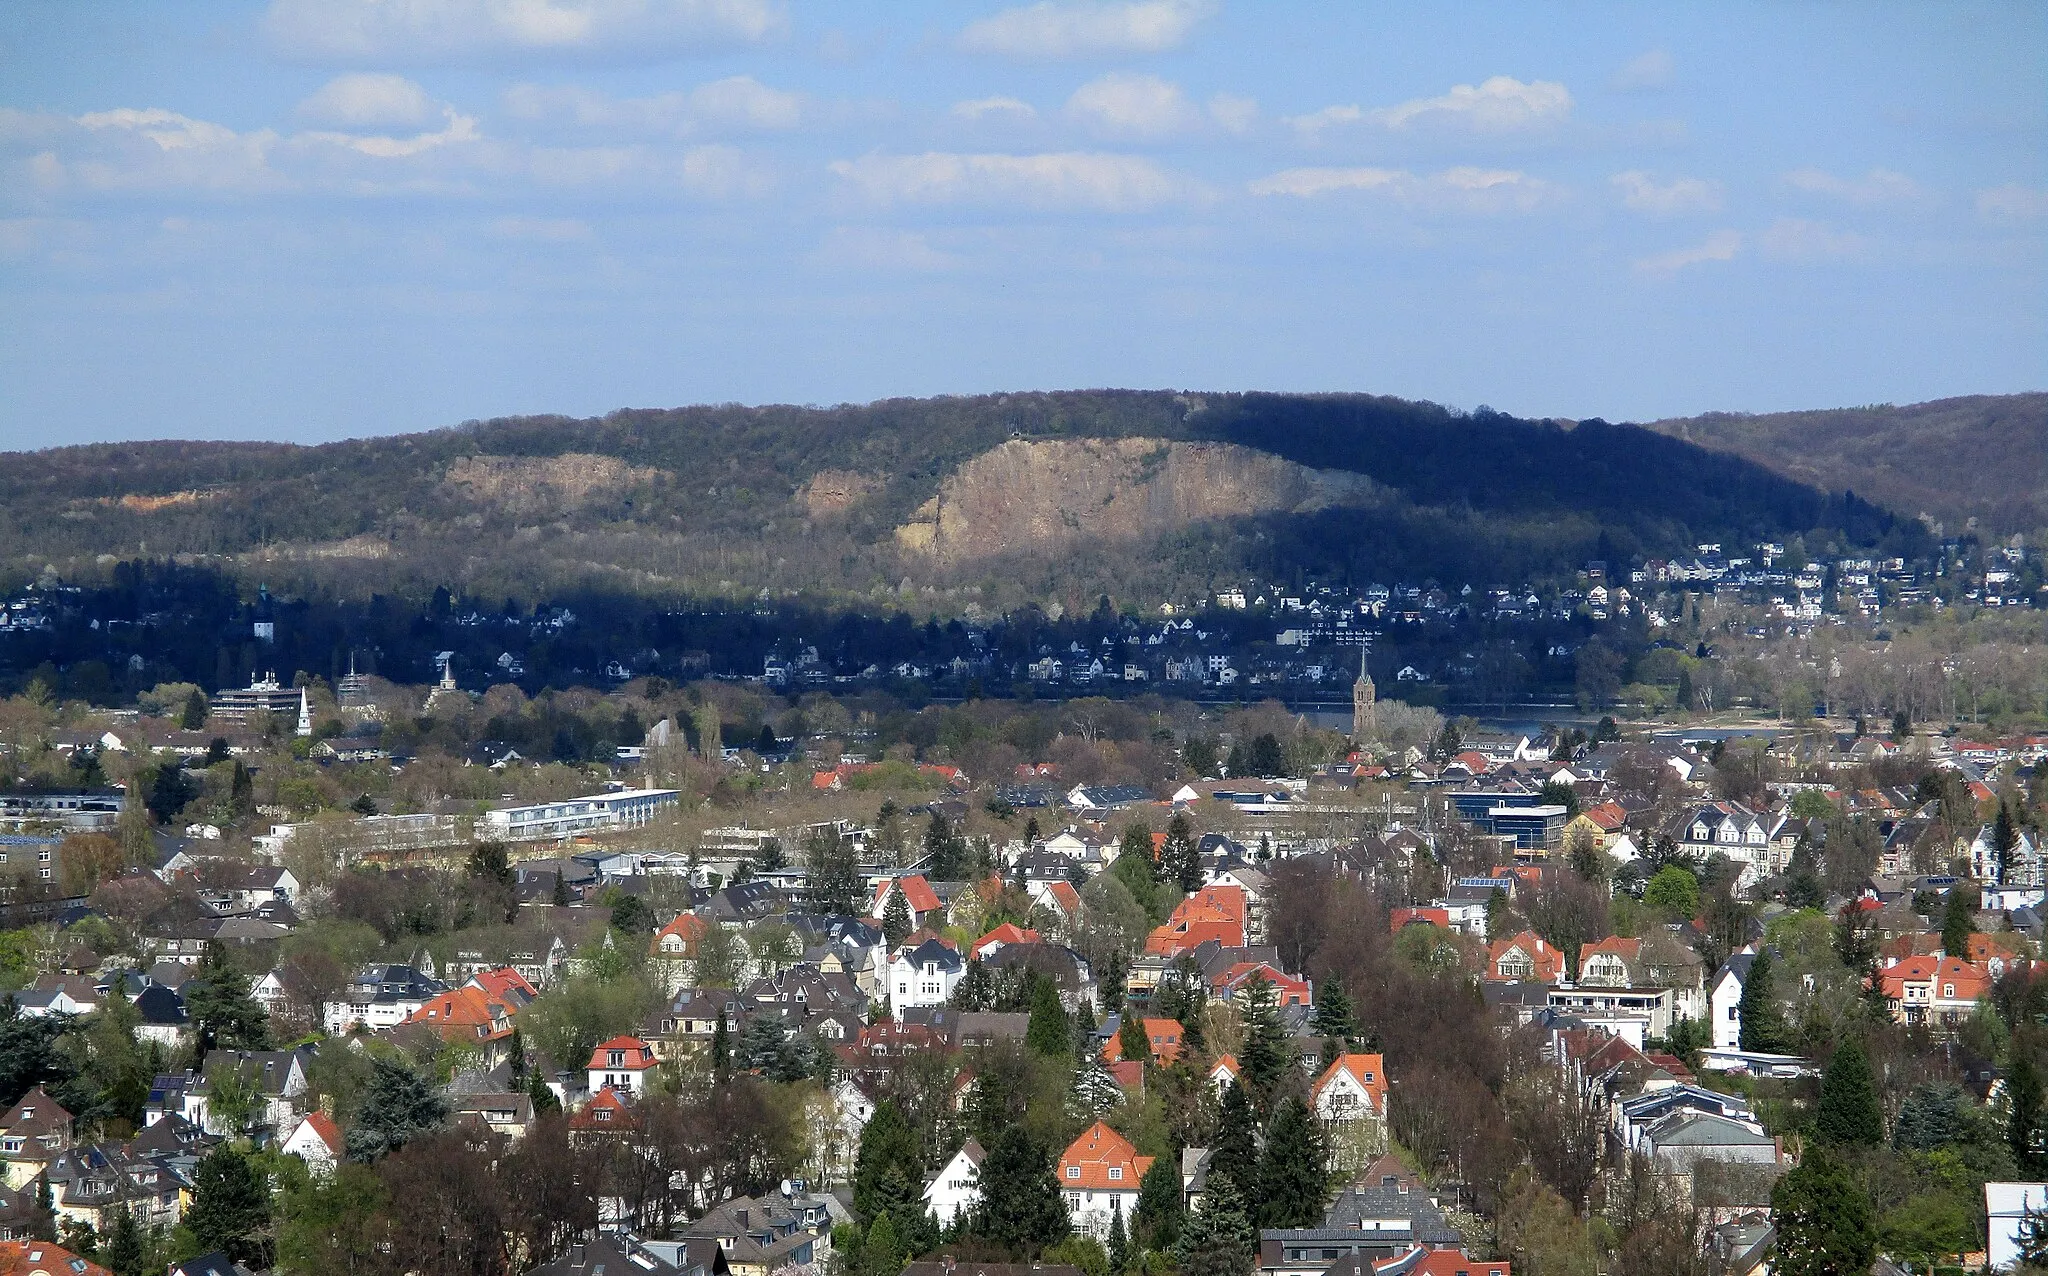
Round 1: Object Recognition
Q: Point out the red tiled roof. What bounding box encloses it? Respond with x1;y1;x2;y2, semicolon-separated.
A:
586;1035;657;1070
1058;1120;1153;1191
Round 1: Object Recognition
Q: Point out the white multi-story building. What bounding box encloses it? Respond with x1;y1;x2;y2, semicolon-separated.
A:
477;788;679;843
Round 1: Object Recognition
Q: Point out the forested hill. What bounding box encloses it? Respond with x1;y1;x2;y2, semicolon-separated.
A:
1647;393;2048;538
0;390;1929;608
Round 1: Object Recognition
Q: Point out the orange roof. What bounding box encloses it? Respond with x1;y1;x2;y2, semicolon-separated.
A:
1312;1052;1389;1113
1045;880;1084;917
469;966;537;1003
0;1242;111;1276
1486;931;1565;983
1057;1119;1154;1191
1579;936;1642;963
1390;906;1450;932
403;986;516;1043
1581;801;1628;832
570;1085;636;1131
1103;1017;1184;1066
1878;955;1991;1001
1144;884;1249;956
971;923;1040;959
587;1036;658;1071
1209;1055;1239;1079
295;1110;344;1157
653;913;709;955
873;874;942;916
1108;1059;1145;1092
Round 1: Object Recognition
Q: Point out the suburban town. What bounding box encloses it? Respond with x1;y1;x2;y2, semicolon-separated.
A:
0;614;2044;1276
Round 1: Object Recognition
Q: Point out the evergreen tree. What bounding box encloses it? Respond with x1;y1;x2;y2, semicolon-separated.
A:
711;1007;731;1080
103;1207;144;1276
187;1143;272;1266
467;839;514;887
883;887;914;949
1237;974;1286;1104
1099;949;1127;1016
1107;1198;1130;1274
969;1125;1070;1257
1258;1097;1329;1228
1174;1172;1257;1276
1309;978;1355;1043
1210;1081;1259;1192
526;1069;560;1117
924;812;965;882
854;1099;923;1226
2010;1039;2046;1176
1784;832;1825;909
807;826;863;916
862;1211;902;1276
754;837;786;874
1132;1156;1185;1250
1164;813;1201;893
184;948;271;1063
1941;887;1975;960
344;1058;447;1162
1736;948;1787;1054
1119;1013;1149;1066
1026;977;1071;1058
1119;824;1154;869
551;870;571;907
1893;1081;1968;1152
180;688;208;730
1995;803;2022;882
1770;1145;1876;1276
1813;1038;1883;1146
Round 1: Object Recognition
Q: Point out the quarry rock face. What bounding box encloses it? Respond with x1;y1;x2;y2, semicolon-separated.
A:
896;437;1382;563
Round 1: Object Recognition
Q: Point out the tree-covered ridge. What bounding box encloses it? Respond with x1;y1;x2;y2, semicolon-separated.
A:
0;389;1938;608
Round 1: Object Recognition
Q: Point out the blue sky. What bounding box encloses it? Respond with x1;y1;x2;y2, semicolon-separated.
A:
2;1;2043;451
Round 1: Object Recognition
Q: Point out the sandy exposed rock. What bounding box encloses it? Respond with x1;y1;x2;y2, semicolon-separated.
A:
895;437;1381;564
798;469;885;518
443;453;662;516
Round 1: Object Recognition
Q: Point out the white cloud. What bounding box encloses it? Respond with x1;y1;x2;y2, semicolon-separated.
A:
1286;76;1571;141
829;150;1191;211
1783;167;1925;207
301;109;482;158
1975;183;2048;223
815;226;962;272
1758;217;1868;261
952;96;1037;121
1612;49;1673;92
1633;229;1741;276
957;0;1214;59
503;75;801;135
1206;94;1257;135
1610;170;1721;215
68;109;286;193
262;0;786;63
1065;73;1199;139
297;73;438;128
1249;164;1558;213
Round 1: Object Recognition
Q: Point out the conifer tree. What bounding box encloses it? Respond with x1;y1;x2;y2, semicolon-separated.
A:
1736;948;1787;1053
1164;813;1201;893
1995;803;2021;882
1133;1156;1185;1250
103;1207;144;1276
1770;1145;1875;1276
711;1007;731;1080
1258;1097;1329;1228
1107;1199;1130;1274
1119;1013;1149;1066
1026;977;1071;1058
1941;887;1975;960
187;1143;272;1266
1238;974;1287;1104
2010;1039;2046;1176
1309;977;1355;1043
970;1125;1070;1257
883;887;914;949
1813;1037;1883;1146
1210;1081;1259;1192
1174;1172;1257;1276
854;1099;923;1226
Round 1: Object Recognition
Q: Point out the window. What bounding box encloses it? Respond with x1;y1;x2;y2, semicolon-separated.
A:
1066;1167;1081;1179
1108;1167;1122;1181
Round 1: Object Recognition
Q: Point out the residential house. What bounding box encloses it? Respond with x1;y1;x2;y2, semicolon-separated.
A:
0;1241;111;1276
923;1137;984;1227
325;964;447;1034
0;1088;71;1190
1058;1120;1154;1241
1878;955;1992;1028
887;939;966;1018
1311;1053;1389;1124
587;1035;658;1096
1486;932;1564;984
280;1111;344;1177
1144;886;1249;957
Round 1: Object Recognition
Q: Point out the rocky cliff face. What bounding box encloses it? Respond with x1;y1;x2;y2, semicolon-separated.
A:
895;437;1383;564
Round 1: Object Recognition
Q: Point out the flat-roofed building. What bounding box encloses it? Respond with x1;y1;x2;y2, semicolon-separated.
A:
478;789;680;843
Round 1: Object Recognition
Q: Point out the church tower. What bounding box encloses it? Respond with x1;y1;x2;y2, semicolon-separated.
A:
1352;643;1377;741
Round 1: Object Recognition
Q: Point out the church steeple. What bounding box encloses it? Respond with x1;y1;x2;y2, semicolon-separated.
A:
1352;642;1377;742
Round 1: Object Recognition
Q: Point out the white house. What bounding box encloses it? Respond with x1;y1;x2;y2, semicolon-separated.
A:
1709;950;1756;1052
1985;1181;2048;1271
586;1036;658;1097
1310;1053;1388;1124
922;1138;984;1228
281;1111;345;1177
887;939;965;1018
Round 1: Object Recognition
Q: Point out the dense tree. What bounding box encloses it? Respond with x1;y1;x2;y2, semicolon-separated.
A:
1813;1038;1883;1146
1942;887;1975;959
183;949;271;1063
1210;1081;1259;1193
1163;813;1201;894
1643;865;1700;918
1133;1155;1185;1250
1770;1146;1876;1276
806;826;862;916
1309;977;1355;1043
2011;1039;2046;1177
1026;977;1071;1058
187;1143;272;1267
345;1058;448;1162
970;1125;1070;1257
1237;974;1286;1104
853;1099;922;1226
1737;948;1787;1054
1174;1172;1257;1276
1257;1098;1329;1227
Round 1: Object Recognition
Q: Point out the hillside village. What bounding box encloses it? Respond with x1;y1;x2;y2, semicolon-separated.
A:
0;636;2043;1276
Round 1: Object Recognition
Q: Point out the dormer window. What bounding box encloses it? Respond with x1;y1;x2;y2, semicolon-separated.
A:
1067;1167;1081;1179
1109;1167;1122;1181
